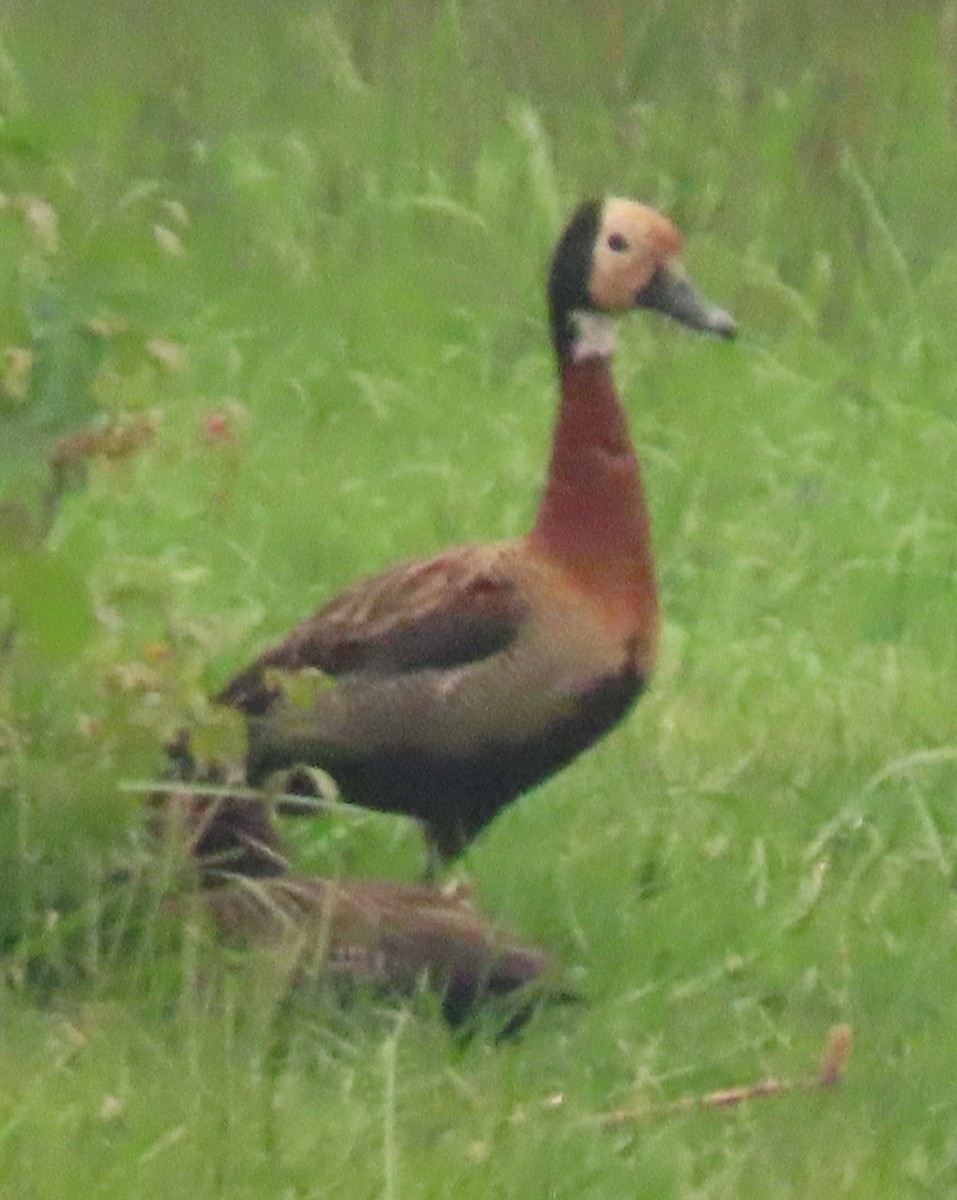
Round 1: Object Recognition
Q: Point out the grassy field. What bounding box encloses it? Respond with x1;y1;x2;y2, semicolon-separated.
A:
1;0;957;1195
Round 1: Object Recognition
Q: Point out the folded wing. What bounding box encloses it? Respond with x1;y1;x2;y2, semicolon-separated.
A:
218;544;529;716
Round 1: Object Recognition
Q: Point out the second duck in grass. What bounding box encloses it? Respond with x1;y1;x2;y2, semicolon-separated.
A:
217;197;736;872
150;785;554;1029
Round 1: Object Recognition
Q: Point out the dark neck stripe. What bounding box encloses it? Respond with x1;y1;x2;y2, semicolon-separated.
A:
548;199;602;358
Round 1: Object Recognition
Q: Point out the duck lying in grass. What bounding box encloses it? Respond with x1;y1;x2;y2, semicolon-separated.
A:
150;779;555;1028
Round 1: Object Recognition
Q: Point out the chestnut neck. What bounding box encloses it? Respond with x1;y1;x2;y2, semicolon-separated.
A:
529;346;657;596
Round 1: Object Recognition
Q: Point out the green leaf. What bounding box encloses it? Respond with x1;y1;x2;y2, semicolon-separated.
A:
0;545;94;661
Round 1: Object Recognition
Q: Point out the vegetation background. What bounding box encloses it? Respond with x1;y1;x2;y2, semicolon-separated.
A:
1;0;956;1195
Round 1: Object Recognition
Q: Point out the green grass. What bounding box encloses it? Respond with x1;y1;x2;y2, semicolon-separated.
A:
2;0;957;1195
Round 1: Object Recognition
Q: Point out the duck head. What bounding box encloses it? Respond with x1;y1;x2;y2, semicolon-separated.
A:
548;197;736;361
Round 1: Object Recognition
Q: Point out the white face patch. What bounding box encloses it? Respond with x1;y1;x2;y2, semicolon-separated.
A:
589;198;683;311
570;311;618;362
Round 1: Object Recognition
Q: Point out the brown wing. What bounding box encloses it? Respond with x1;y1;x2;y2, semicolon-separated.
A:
204;874;553;1021
217;543;528;715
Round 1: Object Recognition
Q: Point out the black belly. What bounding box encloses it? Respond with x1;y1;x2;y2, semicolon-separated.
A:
298;663;646;859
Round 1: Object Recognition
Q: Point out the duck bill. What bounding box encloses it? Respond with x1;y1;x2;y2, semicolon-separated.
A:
636;267;736;339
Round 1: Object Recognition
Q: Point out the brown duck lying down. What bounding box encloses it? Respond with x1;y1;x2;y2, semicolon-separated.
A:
150;786;556;1028
216;198;736;871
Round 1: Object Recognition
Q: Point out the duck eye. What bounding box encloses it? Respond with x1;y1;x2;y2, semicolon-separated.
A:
607;232;629;253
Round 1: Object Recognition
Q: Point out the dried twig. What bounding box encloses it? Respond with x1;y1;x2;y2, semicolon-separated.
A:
590;1024;852;1126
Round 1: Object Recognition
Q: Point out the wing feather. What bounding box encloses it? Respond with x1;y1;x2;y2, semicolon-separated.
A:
218;544;527;715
